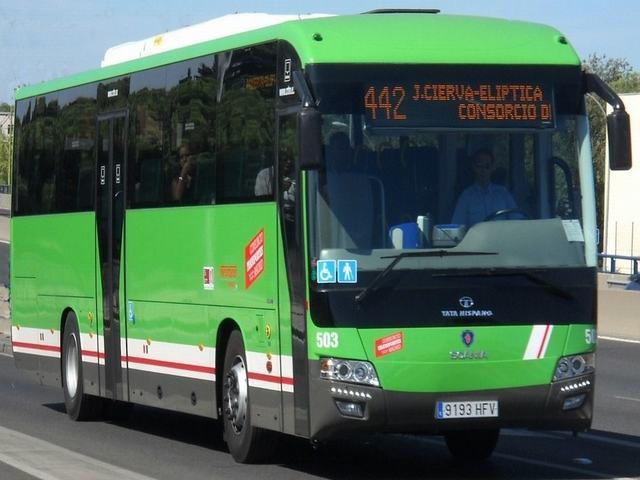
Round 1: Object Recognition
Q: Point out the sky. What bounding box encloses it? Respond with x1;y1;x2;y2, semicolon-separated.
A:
1;0;639;103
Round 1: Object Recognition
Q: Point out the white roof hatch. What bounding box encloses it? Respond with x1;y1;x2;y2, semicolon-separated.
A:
101;12;333;67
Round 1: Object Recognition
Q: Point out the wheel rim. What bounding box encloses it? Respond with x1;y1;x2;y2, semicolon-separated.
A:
65;332;79;398
224;355;248;434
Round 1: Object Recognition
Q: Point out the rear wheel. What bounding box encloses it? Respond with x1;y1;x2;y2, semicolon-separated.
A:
62;313;102;420
444;429;500;461
222;330;276;463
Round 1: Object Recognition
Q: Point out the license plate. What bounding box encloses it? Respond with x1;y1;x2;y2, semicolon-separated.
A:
436;400;499;419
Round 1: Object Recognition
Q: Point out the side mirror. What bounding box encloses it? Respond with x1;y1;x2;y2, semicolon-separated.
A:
298;107;323;170
584;72;632;171
607;109;632;171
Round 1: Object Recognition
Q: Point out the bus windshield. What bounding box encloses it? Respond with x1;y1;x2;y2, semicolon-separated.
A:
306;64;591;274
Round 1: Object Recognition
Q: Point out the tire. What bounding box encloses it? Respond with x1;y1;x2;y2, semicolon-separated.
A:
444;429;500;461
61;313;103;421
222;330;276;463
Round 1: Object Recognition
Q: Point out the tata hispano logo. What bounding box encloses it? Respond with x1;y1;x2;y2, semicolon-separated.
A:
459;296;474;309
441;295;493;319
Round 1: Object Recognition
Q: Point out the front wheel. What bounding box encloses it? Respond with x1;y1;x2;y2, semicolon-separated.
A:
62;313;102;421
444;429;500;461
222;330;276;463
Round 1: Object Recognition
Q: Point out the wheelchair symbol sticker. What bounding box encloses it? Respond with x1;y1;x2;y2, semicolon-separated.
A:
317;260;337;284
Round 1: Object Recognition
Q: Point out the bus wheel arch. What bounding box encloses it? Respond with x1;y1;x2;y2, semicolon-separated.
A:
215;318;240;414
218;325;276;463
59;307;76;387
60;309;102;421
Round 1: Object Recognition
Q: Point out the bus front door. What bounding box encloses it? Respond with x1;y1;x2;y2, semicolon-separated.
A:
96;112;128;401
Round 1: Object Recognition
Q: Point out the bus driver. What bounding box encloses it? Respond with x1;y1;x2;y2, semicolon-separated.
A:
451;148;517;227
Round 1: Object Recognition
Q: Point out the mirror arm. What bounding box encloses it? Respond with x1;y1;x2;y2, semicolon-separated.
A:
584;72;626;112
292;70;316;107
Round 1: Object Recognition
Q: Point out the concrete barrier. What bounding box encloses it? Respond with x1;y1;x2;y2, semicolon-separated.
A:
598;273;640;340
0;193;9;212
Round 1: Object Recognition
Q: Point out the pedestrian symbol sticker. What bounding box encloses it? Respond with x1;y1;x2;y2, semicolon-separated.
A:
317;260;336;284
338;260;358;283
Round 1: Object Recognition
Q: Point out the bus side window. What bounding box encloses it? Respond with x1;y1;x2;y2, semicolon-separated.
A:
216;42;277;204
279;115;297;222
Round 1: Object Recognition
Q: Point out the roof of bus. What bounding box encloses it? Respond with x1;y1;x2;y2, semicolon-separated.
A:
15;12;581;101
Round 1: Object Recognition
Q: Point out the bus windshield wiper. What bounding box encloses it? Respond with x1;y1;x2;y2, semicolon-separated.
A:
432;268;573;301
354;250;497;305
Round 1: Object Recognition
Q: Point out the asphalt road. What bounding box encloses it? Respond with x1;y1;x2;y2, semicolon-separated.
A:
0;339;638;480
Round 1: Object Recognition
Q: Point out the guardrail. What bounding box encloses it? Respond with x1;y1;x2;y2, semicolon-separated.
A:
599;253;640;275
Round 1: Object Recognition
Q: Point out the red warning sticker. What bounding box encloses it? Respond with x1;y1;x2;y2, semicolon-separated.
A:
375;332;404;357
203;266;214;290
245;229;265;289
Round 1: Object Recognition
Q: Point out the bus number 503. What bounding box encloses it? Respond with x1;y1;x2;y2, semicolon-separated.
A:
316;332;339;348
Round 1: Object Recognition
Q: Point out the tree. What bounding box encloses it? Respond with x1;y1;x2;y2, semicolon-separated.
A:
0;103;10;113
582;54;639;246
0;130;10;185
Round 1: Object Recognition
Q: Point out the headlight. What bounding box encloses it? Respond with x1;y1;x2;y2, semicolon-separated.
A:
320;358;380;387
553;353;595;381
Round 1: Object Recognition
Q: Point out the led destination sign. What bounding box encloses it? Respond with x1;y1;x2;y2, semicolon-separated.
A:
363;81;555;128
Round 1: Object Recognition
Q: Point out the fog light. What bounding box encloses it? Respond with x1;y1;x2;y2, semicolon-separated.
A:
563;394;586;411
335;361;351;381
553;353;595;381
320;358;380;387
335;400;365;418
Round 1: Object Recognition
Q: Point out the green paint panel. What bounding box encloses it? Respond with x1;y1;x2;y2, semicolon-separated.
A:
16;14;579;100
124;204;280;349
563;324;597;355
11;214;96;297
11;214;97;332
337;326;569;393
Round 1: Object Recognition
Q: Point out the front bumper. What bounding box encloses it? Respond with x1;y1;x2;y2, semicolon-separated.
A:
308;367;594;440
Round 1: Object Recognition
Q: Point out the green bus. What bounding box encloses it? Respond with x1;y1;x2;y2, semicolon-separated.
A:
10;10;632;463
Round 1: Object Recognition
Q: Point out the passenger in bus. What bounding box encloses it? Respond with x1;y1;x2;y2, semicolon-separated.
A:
254;156;294;204
254;165;274;197
171;145;194;201
451;148;517;227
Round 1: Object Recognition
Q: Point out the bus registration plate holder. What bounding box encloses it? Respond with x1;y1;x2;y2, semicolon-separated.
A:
436;400;499;419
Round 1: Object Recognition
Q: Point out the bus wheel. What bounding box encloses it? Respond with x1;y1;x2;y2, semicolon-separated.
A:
222;330;275;463
444;429;500;461
62;313;102;421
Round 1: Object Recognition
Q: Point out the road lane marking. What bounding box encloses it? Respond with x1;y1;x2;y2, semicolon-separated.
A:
494;451;635;480
418;436;632;479
0;425;157;480
614;395;640;403
599;336;640;344
575;432;640;450
0;239;9;244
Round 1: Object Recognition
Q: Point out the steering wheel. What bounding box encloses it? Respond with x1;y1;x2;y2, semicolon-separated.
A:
483;208;529;222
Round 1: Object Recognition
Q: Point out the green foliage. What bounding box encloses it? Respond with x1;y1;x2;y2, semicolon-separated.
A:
0;104;12;184
610;73;640;94
582;54;634;83
0;131;10;184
